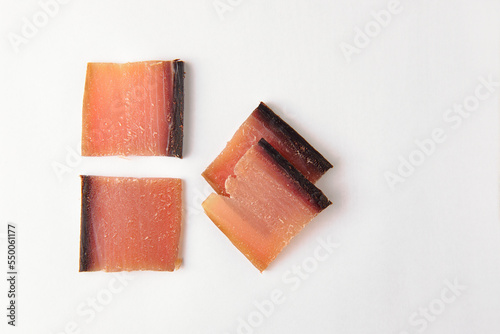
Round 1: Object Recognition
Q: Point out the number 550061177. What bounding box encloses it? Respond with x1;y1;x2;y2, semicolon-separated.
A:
7;224;16;271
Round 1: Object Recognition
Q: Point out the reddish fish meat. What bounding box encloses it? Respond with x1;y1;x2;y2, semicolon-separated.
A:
202;139;331;272
80;176;183;272
202;102;332;196
82;60;184;157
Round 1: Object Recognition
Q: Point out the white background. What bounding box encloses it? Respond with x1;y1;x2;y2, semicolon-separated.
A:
1;0;499;333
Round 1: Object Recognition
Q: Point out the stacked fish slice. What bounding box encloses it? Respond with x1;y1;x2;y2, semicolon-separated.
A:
202;102;333;272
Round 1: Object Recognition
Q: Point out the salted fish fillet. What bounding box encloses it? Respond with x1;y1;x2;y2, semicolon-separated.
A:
202;139;331;272
202;102;332;196
82;60;184;157
80;175;183;272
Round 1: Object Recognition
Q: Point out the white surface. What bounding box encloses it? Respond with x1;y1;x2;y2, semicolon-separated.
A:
1;1;499;333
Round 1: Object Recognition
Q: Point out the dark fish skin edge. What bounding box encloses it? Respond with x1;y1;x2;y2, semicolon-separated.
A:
254;102;333;173
79;175;93;272
168;59;184;158
257;138;332;211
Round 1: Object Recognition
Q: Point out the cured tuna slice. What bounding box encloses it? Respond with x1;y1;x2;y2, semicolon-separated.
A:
80;176;182;272
82;60;184;157
202;102;332;195
202;139;331;272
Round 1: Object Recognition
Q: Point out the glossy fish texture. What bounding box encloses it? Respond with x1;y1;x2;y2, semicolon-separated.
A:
202;139;331;272
80;176;183;272
202;102;332;196
82;60;184;157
